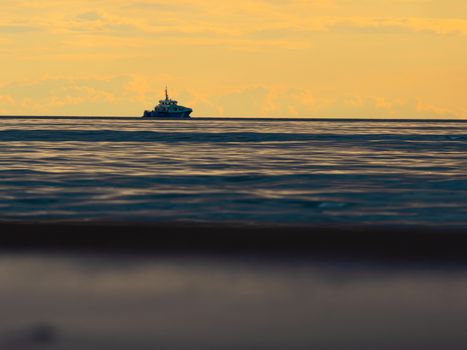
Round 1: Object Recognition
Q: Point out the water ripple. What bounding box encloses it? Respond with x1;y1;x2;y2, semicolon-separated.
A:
0;118;466;225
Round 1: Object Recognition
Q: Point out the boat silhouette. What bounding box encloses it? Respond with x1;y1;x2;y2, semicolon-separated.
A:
142;87;192;119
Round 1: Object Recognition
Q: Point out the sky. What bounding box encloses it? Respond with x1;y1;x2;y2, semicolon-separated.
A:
0;0;466;118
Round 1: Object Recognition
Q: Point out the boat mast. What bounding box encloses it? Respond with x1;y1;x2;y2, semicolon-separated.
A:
165;85;169;100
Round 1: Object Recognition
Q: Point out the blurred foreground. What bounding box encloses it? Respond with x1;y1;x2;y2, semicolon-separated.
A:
1;223;467;350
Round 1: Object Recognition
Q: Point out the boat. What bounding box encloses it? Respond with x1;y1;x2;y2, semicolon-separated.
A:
142;87;192;119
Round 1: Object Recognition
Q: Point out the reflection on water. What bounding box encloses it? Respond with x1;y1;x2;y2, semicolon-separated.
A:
1;254;467;349
0;118;466;224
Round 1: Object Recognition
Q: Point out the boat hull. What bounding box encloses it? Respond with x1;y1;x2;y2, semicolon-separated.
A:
142;109;192;119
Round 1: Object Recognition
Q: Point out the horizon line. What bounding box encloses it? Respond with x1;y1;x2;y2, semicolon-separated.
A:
0;115;465;121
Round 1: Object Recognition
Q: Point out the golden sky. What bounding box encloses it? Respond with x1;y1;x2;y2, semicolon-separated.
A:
1;0;466;117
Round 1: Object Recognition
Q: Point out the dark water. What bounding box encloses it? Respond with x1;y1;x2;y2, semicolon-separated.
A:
0;117;466;225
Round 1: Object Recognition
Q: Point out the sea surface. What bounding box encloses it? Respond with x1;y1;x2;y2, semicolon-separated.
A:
2;117;467;350
0;117;466;225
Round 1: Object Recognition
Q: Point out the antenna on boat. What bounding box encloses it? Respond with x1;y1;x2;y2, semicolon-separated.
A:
165;85;169;100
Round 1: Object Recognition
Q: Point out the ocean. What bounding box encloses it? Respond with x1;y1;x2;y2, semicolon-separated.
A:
2;116;467;349
0;117;466;226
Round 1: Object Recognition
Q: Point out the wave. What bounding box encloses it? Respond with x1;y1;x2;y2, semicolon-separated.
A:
1;129;467;143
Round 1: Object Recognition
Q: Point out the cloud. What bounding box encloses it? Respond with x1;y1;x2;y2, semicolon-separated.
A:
0;76;464;118
186;86;465;118
76;11;103;22
330;17;467;35
0;95;15;104
0;75;182;116
0;24;41;33
0;0;466;118
0;95;16;114
4;0;467;40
